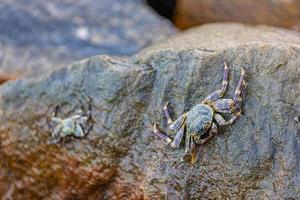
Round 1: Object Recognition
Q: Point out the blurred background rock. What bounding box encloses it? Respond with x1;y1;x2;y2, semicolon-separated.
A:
172;0;300;30
2;0;300;80
0;0;176;78
147;0;300;30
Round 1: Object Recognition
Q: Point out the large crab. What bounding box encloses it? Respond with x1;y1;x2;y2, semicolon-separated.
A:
47;97;94;144
153;63;245;168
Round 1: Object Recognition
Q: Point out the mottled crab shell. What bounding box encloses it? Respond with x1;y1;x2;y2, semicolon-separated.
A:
185;104;214;138
74;125;85;137
61;119;76;137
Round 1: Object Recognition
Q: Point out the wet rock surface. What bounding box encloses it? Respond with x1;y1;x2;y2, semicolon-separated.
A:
0;0;175;78
0;23;299;199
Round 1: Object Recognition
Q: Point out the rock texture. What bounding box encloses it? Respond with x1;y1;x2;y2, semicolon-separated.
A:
174;0;300;30
0;23;299;199
0;0;175;78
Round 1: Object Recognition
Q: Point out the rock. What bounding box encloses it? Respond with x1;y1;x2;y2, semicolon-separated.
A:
0;23;299;199
174;0;300;30
147;0;176;20
0;0;176;78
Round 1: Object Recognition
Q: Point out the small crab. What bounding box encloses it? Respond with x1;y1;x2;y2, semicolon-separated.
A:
153;63;246;168
47;98;94;144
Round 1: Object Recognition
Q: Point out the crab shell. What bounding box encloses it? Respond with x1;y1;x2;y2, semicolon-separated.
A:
185;104;214;143
53;118;85;138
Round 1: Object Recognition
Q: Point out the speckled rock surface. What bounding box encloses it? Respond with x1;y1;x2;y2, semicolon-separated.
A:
0;23;299;199
0;0;175;78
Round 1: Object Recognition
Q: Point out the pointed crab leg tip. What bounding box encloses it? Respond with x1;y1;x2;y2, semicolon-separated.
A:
224;62;228;68
241;67;245;75
164;101;170;108
173;157;186;169
173;162;182;169
170;141;178;148
153;123;158;133
166;138;173;143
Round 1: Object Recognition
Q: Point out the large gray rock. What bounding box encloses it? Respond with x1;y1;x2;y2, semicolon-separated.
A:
0;0;176;78
0;23;299;199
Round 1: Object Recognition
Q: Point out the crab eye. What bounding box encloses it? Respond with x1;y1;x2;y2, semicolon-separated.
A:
204;122;211;129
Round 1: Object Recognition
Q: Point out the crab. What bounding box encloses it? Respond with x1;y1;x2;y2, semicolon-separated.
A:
153;63;246;168
47;98;94;144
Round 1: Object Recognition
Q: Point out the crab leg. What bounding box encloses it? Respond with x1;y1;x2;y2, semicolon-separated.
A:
233;68;245;105
163;101;187;131
173;134;194;168
163;101;173;125
211;99;234;113
79;97;94;136
53;105;60;117
214;111;241;127
81;96;93;120
153;123;173;144
190;137;196;166
153;123;185;149
203;62;229;103
210;68;245;113
81;123;94;137
173;136;189;169
170;125;185;148
223;110;242;126
214;113;226;125
169;114;186;131
50;117;62;124
47;137;62;144
70;115;83;121
47;125;63;144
